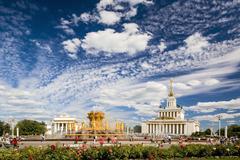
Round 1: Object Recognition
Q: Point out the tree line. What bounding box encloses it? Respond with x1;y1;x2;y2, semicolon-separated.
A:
192;125;240;137
0;119;47;136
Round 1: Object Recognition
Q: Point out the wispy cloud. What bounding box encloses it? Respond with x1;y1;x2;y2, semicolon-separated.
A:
185;98;240;113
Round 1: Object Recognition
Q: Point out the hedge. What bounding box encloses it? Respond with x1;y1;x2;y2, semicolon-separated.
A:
0;144;240;160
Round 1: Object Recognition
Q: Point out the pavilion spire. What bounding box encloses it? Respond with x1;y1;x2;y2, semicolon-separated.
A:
168;79;174;97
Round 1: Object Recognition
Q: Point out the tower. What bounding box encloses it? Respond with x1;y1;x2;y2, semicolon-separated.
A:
167;79;177;108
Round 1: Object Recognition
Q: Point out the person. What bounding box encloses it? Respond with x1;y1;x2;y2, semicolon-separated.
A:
11;137;18;148
41;134;45;143
168;135;172;144
93;136;97;145
220;137;224;144
114;136;118;144
111;136;117;144
107;137;111;143
82;141;87;150
99;136;105;146
74;136;79;144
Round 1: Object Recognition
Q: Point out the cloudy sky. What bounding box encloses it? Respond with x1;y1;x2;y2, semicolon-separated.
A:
0;0;239;129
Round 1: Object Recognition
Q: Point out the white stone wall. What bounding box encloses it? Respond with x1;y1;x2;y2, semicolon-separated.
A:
141;123;148;134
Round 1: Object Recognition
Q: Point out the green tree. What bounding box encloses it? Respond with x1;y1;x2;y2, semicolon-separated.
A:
204;128;211;135
133;125;141;133
15;119;47;135
191;128;212;137
0;121;11;136
215;125;240;137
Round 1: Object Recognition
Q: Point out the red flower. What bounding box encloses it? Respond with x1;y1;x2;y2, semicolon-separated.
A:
51;144;56;151
28;154;33;160
180;144;185;149
77;149;82;155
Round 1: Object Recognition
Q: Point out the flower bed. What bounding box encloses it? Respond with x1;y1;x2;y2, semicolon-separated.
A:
0;144;239;160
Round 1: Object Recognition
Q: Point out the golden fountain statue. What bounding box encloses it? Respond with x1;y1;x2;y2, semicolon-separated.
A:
87;111;105;130
65;110;125;137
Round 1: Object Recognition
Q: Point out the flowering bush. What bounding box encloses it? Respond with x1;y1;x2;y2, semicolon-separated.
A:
0;144;239;160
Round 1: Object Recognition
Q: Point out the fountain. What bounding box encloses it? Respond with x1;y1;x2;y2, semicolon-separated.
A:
65;111;125;138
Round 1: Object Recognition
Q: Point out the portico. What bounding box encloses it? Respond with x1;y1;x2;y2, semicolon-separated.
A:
52;116;77;135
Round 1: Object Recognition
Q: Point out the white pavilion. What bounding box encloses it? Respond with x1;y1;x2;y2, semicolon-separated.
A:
51;114;78;135
141;80;200;136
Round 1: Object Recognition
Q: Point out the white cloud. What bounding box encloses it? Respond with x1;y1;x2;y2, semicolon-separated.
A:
123;23;139;33
174;82;192;90
94;79;168;116
97;0;115;11
187;80;202;87
185;98;240;113
62;38;81;54
204;79;220;86
81;23;151;55
125;7;137;18
158;41;166;52
192;112;240;122
0;82;49;120
74;0;153;25
184;32;209;53
127;0;153;6
99;10;121;25
56;18;76;35
79;12;98;23
141;62;152;69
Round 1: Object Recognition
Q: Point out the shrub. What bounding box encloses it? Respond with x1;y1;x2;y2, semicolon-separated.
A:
0;144;240;159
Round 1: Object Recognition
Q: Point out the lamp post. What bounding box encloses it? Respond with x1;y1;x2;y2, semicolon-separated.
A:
8;118;15;137
217;115;222;137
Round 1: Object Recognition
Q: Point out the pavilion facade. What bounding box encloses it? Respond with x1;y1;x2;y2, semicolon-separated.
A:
51;115;78;135
141;80;200;136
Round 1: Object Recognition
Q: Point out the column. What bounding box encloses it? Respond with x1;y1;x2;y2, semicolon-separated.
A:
167;124;169;134
179;124;182;135
152;124;154;135
157;124;159;135
66;123;68;133
54;123;57;133
57;123;60;132
61;123;63;135
176;124;179;135
169;124;171;134
149;124;152;134
75;123;78;132
148;124;150;134
170;124;172;134
154;124;156;135
182;124;184;134
163;124;165;134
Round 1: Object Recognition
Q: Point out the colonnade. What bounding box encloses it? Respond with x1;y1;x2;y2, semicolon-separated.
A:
159;111;178;118
147;123;185;135
53;122;76;134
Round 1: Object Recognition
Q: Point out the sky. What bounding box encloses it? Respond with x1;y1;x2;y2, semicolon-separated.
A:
0;0;240;130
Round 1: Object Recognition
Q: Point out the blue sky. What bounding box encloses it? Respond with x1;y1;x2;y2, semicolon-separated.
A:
0;0;240;130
